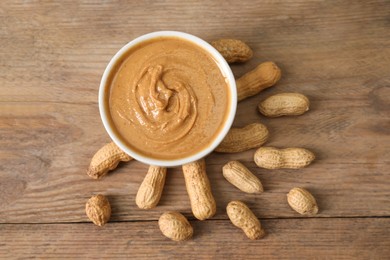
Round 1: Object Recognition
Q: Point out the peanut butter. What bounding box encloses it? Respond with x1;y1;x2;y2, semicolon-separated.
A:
106;36;230;160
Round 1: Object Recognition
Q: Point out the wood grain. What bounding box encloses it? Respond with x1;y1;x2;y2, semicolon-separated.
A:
0;88;388;222
0;218;389;259
0;0;389;257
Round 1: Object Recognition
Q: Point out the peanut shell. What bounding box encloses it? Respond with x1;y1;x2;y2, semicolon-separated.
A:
287;187;319;215
215;123;269;153
159;212;193;241
254;147;315;169
87;142;132;179
223;161;263;193
211;39;253;63
85;194;111;226
237;62;281;101
259;93;310;117
136;166;167;209
182;159;216;220
226;201;265;240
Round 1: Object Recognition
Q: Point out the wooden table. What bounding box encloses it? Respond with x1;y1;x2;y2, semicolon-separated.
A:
1;0;389;258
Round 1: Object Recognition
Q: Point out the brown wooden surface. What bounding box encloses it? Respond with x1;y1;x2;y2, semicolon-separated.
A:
1;0;389;258
1;218;390;259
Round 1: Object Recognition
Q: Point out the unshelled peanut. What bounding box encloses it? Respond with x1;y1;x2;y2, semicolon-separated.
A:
215;123;269;153
259;93;310;117
182;159;216;220
211;39;253;63
159;212;193;241
136;166;167;209
85;194;111;226
226;201;265;240
222;161;263;193
254;147;315;169
287;187;319;215
87;142;132;179
237;62;281;101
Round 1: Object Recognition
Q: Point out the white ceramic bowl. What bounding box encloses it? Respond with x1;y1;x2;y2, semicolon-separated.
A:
99;31;237;167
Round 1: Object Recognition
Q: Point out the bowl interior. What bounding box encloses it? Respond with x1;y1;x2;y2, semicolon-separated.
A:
99;31;237;167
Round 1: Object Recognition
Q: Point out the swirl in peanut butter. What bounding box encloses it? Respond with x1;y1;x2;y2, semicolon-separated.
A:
128;64;198;143
109;37;229;160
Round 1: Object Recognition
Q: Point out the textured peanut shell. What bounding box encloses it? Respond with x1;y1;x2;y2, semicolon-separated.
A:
287;188;319;215
87;142;132;179
85;194;111;226
254;147;315;169
222;161;263;193
236;62;281;101
215;123;269;153
226;201;265;240
159;212;193;241
182;159;216;220
259;93;310;117
136;166;167;209
211;39;253;63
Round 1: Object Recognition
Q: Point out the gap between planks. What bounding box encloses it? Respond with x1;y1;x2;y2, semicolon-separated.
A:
2;215;389;225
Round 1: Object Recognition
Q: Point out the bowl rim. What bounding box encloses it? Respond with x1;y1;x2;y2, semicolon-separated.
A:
99;31;237;167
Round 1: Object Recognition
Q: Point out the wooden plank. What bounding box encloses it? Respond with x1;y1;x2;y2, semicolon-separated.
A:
0;218;389;259
1;1;389;103
0;89;389;223
0;0;389;224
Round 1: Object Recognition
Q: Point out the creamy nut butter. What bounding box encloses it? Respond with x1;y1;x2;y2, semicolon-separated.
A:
106;36;230;160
